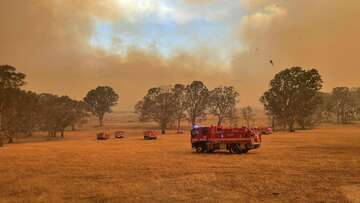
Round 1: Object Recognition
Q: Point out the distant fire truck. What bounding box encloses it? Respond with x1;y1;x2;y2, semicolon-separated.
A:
191;126;261;153
97;132;110;140
114;131;125;139
144;130;157;140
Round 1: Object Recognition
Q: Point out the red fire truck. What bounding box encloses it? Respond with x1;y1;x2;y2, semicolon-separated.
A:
114;131;125;139
97;132;111;140
191;126;261;153
144;130;157;140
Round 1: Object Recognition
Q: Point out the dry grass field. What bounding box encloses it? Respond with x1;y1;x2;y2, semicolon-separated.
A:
1;123;360;203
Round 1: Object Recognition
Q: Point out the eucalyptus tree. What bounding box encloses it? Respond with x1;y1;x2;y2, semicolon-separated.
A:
135;87;176;134
260;67;323;132
172;84;188;133
84;86;119;127
0;65;26;145
209;86;239;126
185;81;209;126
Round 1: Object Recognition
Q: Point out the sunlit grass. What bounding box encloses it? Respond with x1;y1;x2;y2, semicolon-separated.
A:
0;124;359;202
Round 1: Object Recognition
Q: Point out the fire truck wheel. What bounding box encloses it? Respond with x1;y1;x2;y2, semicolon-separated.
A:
235;144;243;154
229;145;238;154
196;146;203;153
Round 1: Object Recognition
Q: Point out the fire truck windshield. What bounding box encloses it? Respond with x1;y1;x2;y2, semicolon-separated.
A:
191;129;200;136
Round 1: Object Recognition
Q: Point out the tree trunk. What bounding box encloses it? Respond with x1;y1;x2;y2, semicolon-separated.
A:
246;118;250;128
99;113;104;127
0;135;3;147
71;124;76;131
0;102;3;132
271;117;275;131
0;103;6;146
300;119;306;130
191;113;196;127
177;118;181;133
0;104;3;146
341;108;346;124
217;116;222;126
288;121;295;132
8;136;13;143
0;113;2;133
191;118;196;127
283;120;287;130
60;130;64;139
0;109;3;147
161;123;166;134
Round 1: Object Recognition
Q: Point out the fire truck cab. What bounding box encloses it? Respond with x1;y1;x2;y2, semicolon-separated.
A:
191;126;261;154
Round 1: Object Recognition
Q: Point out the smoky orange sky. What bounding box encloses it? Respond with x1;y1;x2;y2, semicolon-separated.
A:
1;0;359;111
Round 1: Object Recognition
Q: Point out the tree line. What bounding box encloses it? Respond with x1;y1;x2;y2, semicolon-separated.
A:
1;64;359;146
0;65;119;146
321;87;360;124
137;67;360;133
135;81;239;134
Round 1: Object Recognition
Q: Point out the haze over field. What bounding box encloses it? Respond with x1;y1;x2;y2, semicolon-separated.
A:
1;0;359;110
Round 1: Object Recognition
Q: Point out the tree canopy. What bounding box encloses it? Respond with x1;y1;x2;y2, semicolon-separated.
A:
135;87;176;134
172;84;188;133
0;65;90;145
0;65;26;146
260;67;323;132
84;86;119;127
209;86;239;126
185;81;209;126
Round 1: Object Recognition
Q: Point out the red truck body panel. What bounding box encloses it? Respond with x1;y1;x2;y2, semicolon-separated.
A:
144;130;157;140
191;126;261;153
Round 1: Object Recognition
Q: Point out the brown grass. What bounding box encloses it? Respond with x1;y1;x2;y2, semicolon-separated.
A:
0;124;360;202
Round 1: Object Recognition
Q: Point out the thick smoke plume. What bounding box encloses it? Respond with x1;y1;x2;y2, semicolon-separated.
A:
0;0;233;110
234;0;360;97
1;0;359;110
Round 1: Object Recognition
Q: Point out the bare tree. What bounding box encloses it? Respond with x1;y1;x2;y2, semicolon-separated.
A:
209;86;239;126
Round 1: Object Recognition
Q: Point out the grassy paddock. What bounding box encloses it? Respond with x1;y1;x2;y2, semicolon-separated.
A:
0;124;359;202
